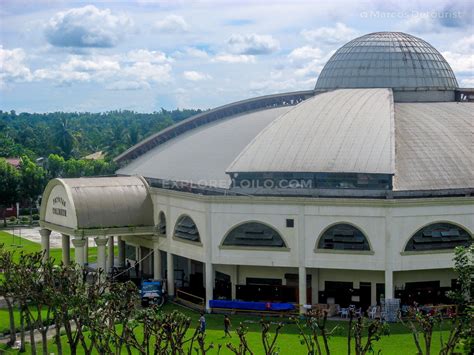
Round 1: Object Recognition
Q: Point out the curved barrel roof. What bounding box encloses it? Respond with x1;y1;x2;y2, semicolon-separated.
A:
227;89;395;175
117;106;292;188
40;176;154;230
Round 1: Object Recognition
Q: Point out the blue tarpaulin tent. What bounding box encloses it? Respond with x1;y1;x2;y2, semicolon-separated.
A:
209;300;295;311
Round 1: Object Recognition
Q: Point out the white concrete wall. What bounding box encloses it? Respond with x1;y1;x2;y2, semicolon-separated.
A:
394;269;456;288
147;188;473;300
44;184;77;228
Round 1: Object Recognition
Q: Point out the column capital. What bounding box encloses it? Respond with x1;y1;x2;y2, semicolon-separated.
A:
72;238;86;248
39;228;51;238
94;236;108;246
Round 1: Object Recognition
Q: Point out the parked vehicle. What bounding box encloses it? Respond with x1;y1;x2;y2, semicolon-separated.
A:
141;279;166;307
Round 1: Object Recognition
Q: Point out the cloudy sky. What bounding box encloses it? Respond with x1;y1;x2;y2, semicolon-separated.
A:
0;0;472;112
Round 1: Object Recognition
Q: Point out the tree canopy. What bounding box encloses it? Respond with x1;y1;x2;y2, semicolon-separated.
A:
0;109;203;160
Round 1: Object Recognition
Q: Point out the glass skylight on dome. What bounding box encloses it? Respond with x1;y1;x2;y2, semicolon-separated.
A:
315;32;458;91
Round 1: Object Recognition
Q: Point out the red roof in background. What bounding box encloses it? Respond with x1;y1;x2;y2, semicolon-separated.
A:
5;157;21;168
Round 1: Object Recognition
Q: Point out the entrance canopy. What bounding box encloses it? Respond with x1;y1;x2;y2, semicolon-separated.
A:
40;176;155;237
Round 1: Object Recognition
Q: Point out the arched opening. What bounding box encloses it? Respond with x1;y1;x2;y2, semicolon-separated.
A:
404;222;472;252
158;211;166;236
222;222;286;248
317;223;370;251
174;215;200;243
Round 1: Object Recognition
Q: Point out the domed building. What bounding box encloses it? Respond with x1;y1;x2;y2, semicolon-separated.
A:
40;32;473;313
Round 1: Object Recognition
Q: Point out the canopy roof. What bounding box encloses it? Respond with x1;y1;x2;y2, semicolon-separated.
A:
40;176;155;236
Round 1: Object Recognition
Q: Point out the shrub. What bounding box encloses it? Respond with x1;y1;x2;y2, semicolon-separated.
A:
9;216;16;223
20;216;29;223
32;214;40;221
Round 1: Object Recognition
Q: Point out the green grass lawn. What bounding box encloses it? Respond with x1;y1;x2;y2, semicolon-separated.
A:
0;231;117;336
0;231;463;354
0;230;108;265
0;303;458;354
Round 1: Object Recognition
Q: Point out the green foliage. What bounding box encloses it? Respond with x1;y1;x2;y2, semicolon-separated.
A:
46;153;116;178
0;108;202;160
0;158;21;226
0;158;20;207
19;155;46;203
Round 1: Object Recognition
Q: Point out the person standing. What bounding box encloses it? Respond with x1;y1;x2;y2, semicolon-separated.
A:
199;313;206;334
224;315;232;338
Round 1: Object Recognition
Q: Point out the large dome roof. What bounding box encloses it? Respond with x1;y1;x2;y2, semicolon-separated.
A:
315;32;458;91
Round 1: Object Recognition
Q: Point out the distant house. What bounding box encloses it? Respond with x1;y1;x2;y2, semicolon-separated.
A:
5;157;21;169
84;151;105;160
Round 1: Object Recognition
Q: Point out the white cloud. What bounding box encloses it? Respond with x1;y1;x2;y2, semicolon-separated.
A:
34;55;120;84
122;61;172;83
442;51;474;74
452;34;474;53
439;35;474;81
302;23;357;44
106;80;150;91
249;77;315;96
226;34;279;55
126;49;171;64
183;71;211;81
182;47;209;59
45;5;133;48
154;14;189;33
294;59;327;78
460;78;474;87
0;46;32;86
34;68;90;83
61;56;121;72
403;3;473;33
288;46;324;61
212;54;256;63
32;50;172;88
288;46;334;78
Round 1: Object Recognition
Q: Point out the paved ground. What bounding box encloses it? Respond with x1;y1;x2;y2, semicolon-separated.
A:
6;227;118;248
7;226;66;248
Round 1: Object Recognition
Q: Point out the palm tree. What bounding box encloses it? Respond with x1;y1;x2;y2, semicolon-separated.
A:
54;117;76;158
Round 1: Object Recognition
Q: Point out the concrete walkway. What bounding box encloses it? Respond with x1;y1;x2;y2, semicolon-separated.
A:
5;227;66;248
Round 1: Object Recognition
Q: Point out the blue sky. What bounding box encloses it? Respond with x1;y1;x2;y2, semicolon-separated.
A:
0;0;472;112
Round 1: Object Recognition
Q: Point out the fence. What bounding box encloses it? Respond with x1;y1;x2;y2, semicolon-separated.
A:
175;289;205;312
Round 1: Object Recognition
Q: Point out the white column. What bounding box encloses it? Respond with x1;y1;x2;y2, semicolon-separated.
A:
71;238;86;266
84;238;89;265
205;262;213;312
61;234;70;265
153;237;161;280
298;206;307;314
299;266;307;314
311;269;319;304
107;236;114;272
371;282;377;305
231;265;237;300
167;252;175;297
95;237;108;279
117;236;126;267
385;269;394;299
39;229;51;263
187;259;192;281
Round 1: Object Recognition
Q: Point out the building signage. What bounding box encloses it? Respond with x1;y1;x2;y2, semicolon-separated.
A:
52;196;67;217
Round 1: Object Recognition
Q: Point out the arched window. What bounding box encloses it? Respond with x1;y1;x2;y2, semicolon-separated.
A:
223;222;286;248
174;215;200;242
405;223;472;252
318;224;370;251
158;212;166;236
